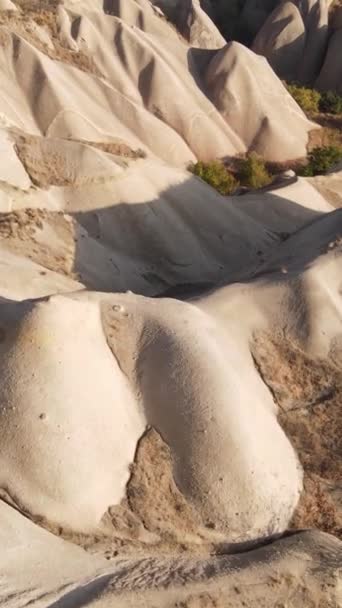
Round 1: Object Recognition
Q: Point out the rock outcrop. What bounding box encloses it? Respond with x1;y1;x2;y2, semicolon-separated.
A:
205;40;315;161
252;1;307;82
0;2;341;607
251;0;339;88
0;0;316;163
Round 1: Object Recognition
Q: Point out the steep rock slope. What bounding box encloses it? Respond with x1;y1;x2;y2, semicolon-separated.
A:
204;40;314;160
0;500;341;608
0;144;341;540
252;0;329;84
315;21;342;92
179;0;225;48
252;1;308;82
0;203;341;608
0;2;341;607
0;127;333;297
251;0;341;89
0;0;316;162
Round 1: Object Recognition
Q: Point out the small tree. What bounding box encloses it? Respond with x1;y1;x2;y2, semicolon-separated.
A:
286;83;321;114
238;153;272;189
299;146;342;176
319;91;342;115
189;160;239;195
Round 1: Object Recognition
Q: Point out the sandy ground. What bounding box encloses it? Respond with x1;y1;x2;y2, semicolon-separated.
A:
252;333;342;538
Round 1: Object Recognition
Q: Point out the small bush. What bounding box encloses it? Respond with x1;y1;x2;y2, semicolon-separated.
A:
189;160;239;195
319;90;342;115
299;146;342;176
238;153;272;189
286;83;321;114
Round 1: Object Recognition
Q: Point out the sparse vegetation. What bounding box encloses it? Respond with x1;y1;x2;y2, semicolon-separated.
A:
189;160;239;195
285;83;321;114
299;145;342;176
252;333;342;539
319;90;342;115
189;154;274;194
285;84;342;171
0;4;103;77
238;153;272;189
286;82;342;117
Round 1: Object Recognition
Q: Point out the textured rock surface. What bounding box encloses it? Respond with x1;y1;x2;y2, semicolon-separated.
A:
251;0;339;87
0;502;341;608
0;0;17;9
0;290;303;536
208;40;313;161
316;27;342;92
0;0;315;162
252;2;306;82
155;0;226;47
0;1;341;606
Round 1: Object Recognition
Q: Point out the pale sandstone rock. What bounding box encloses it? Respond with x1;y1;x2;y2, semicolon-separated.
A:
0;0;315;163
0;2;340;605
0;0;16;10
0;501;341;608
252;2;307;81
205;41;315;161
177;0;226;48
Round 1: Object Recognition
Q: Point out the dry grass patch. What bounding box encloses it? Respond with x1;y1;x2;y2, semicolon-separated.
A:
0;208;76;277
0;5;103;77
13;132;145;190
28;427;218;558
251;333;342;538
72;139;146;160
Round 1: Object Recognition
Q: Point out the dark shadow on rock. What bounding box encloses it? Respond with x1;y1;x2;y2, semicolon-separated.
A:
251;5;330;87
297;25;329;86
253;17;307;83
187;47;217;91
70;175;333;299
47;573;115;608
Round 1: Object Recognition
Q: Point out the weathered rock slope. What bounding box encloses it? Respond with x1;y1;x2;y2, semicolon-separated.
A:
0;1;341;607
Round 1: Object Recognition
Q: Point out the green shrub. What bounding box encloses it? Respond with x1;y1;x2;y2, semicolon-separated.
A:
189;160;239;195
286;83;321;114
299;146;342;176
238;153;272;189
319;90;342;115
